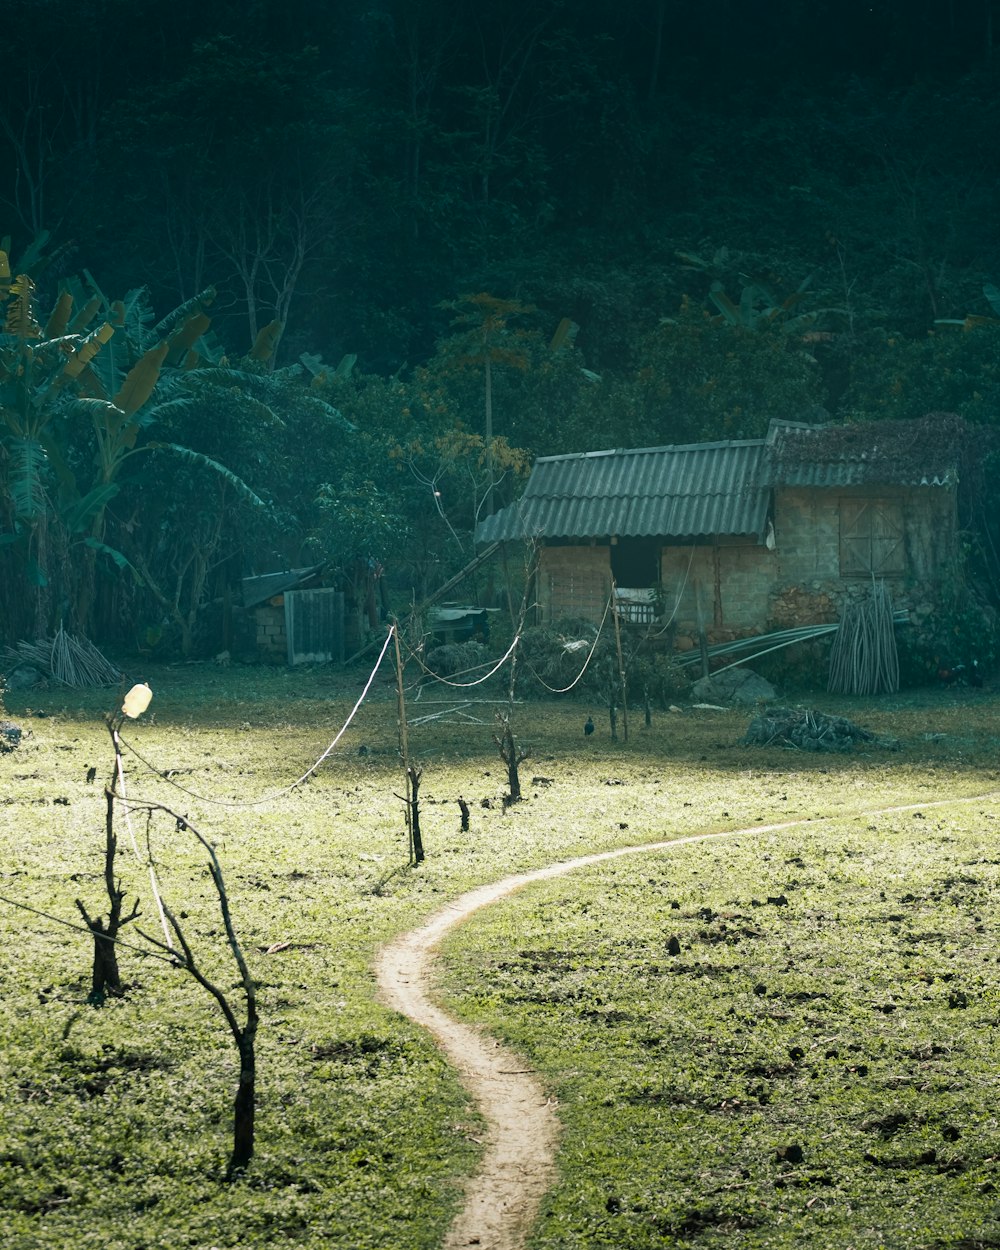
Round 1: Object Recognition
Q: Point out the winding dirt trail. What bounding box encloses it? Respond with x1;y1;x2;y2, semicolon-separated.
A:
375;793;998;1250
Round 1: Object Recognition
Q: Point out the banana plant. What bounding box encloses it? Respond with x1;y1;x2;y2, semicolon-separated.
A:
934;282;1000;330
707;273;846;338
0;259;267;634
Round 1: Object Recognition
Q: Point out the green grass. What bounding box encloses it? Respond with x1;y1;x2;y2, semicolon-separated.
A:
437;812;1000;1248
2;661;1000;1248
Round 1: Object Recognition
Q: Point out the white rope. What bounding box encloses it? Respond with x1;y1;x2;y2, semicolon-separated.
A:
401;627;522;689
526;593;614;694
113;727;173;947
119;626;396;808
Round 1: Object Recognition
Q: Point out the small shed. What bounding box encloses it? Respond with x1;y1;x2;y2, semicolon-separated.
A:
428;606;498;646
475;417;961;647
240;565;345;664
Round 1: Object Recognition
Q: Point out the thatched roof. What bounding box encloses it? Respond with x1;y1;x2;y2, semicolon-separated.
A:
764;414;975;487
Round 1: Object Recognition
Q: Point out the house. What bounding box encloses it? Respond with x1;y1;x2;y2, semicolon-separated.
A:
474;417;961;649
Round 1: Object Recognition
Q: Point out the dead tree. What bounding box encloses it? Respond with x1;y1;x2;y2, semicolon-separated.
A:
136;807;258;1181
407;765;425;864
493;711;529;806
75;786;140;1004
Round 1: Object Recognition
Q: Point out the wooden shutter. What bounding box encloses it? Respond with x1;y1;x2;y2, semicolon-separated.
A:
840;499;905;576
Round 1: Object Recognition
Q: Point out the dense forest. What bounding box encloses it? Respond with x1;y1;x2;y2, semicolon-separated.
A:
2;0;1000;657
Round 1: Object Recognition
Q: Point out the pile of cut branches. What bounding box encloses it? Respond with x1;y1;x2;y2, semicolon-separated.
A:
3;625;122;688
744;706;898;752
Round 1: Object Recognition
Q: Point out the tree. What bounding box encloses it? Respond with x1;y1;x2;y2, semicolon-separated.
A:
432;293;537;514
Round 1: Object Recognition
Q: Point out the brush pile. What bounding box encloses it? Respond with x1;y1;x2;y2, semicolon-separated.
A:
744;706;898;752
2;625;122;688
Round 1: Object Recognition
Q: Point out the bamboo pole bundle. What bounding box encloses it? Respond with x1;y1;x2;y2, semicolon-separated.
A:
3;625;123;687
827;581;899;695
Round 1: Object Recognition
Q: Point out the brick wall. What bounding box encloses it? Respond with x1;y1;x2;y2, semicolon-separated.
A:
253;603;286;659
539;546;611;621
661;542;773;642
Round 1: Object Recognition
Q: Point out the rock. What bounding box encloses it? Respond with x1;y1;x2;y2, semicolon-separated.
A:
0;720;22;752
6;664;44;690
692;667;776;706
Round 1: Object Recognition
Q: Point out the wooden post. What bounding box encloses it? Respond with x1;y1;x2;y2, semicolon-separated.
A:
611;580;629;743
391;623;416;864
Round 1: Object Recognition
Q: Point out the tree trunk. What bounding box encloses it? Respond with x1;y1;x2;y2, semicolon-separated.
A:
408;765;425;864
76;789;135;1005
227;1031;256;1180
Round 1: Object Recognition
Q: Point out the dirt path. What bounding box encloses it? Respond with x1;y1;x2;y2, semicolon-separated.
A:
375;794;997;1250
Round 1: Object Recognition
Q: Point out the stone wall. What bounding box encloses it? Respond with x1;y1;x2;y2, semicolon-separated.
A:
772;485;958;621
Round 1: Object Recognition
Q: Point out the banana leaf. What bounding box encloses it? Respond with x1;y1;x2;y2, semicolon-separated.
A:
62;483;121;534
165;311;212;366
7;439;49;522
61;323;114;381
69;296;102;334
115;340;170;415
83;536;140;579
249;320;283;362
113;287;156;346
5;276;42;338
148;442;266;507
152;287;216;340
45;292;74;339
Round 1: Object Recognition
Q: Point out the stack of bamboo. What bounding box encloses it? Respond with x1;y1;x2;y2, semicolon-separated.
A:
827;581;899;695
3;625;122;688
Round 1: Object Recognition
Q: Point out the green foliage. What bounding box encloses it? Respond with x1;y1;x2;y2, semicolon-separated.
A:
896;589;998;688
842;324;1000;425
599;303;828;447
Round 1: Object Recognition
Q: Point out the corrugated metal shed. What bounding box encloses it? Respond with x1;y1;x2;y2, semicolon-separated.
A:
476;439;770;543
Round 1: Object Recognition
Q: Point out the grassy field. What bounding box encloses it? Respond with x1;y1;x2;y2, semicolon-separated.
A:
1;659;999;1249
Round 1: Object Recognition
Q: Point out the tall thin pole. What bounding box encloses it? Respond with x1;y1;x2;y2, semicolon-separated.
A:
391;623;414;863
611;578;629;743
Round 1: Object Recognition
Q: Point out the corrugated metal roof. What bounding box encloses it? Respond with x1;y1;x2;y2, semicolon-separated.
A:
241;565;324;609
477;439;770;543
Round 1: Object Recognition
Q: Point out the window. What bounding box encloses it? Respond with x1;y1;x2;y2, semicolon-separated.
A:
839;499;905;576
610;537;660;588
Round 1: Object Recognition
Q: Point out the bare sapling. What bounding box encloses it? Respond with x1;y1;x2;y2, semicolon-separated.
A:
407;764;425;863
610;580;629;742
392;622;425;864
75;785;140;1004
135;806;258;1181
494;710;528;806
492;549;532;806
